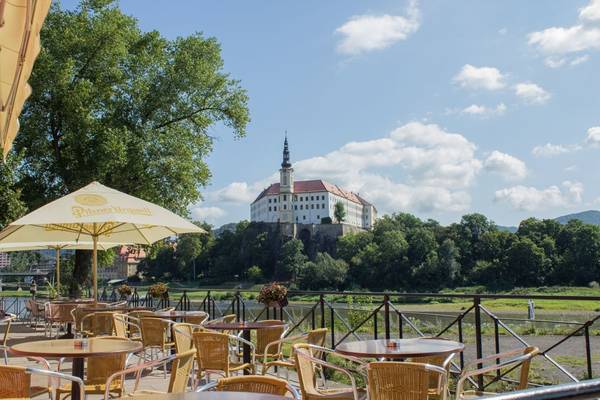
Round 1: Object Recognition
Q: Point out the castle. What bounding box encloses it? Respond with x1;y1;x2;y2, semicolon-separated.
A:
250;137;376;230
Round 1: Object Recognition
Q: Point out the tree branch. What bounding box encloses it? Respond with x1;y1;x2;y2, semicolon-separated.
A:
151;105;226;130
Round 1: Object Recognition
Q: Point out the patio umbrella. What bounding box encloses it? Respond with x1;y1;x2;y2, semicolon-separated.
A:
0;241;121;293
0;181;205;300
0;0;52;159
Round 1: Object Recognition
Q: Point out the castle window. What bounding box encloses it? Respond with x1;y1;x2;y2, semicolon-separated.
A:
303;215;306;220
293;195;297;201
269;206;272;211
283;205;287;210
274;206;277;211
316;204;319;209
283;195;287;201
296;216;298;222
322;203;325;209
311;204;314;209
311;196;314;201
273;198;277;203
322;195;325;200
300;205;303;210
317;215;320;219
268;199;271;203
294;205;298;210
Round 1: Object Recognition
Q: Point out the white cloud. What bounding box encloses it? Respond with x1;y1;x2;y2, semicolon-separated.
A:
461;103;507;117
483;151;527;181
528;0;600;62
544;57;567;68
532;143;580;157
514;83;551;104
585;126;600;145
453;64;506;90
571;54;590;65
207;182;257;204
498;27;508;35
580;0;600;22
335;1;420;55
190;206;226;222
494;181;584;211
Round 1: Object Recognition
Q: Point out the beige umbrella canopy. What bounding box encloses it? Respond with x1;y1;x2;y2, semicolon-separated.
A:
0;0;52;159
0;181;206;300
0;241;122;293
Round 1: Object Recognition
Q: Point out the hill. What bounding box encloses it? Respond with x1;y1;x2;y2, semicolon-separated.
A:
555;210;600;225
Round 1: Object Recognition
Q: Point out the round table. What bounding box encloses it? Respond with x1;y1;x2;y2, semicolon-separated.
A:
207;321;286;374
10;337;142;400
153;310;208;321
121;392;287;400
335;338;464;359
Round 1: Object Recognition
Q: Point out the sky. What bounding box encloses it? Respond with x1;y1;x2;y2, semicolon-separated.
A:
63;0;600;227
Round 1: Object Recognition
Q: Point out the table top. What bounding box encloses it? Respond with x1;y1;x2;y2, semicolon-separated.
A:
335;338;465;359
206;321;286;330
79;306;149;312
121;392;287;400
10;337;143;358
153;310;208;318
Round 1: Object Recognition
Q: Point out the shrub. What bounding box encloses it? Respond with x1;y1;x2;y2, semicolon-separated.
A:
247;265;263;283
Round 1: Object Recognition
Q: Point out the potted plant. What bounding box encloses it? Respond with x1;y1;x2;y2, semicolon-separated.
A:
257;282;288;308
148;282;168;299
117;284;133;300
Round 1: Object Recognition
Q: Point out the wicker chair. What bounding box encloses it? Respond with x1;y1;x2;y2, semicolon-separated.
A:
56;337;129;399
203;314;236;334
197;375;300;399
112;314;141;340
103;349;197;398
0;313;15;364
0;364;84;400
408;338;459;398
253;320;288;361
294;343;366;400
44;302;64;338
262;328;327;376
82;311;116;337
456;346;539;399
25;299;45;330
126;310;155;338
184;312;208;325
192;330;255;382
172;322;210;353
71;306;95;338
367;361;448;400
139;317;175;378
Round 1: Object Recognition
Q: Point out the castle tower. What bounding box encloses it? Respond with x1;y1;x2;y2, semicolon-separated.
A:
279;135;294;224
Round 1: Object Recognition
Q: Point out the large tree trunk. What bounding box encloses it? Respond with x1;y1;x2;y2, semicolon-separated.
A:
70;249;91;298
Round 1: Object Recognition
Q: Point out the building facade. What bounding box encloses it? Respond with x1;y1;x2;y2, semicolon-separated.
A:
251;138;377;229
98;246;146;281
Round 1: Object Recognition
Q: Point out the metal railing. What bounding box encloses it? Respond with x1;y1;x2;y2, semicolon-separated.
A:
3;287;599;391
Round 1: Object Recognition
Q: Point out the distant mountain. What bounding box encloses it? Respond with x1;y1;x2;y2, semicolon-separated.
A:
555;210;600;225
213;222;237;237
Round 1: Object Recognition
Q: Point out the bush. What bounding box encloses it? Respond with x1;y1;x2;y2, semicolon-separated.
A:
247;265;263;283
321;217;332;224
589;281;600;289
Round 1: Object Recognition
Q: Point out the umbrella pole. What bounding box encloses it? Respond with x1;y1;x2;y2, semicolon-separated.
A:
92;235;98;302
55;247;60;296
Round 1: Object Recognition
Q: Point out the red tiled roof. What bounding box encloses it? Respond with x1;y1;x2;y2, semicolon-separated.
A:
253;179;367;205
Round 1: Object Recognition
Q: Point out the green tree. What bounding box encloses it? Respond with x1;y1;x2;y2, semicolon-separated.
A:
0;157;26;229
297;253;348;290
247;265;263;283
15;1;249;295
334;202;346;223
276;239;307;282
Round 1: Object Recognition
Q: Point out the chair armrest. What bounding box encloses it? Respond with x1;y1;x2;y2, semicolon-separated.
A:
27;367;85;400
262;333;308;364
195;381;218;392
105;354;176;398
229;334;256;365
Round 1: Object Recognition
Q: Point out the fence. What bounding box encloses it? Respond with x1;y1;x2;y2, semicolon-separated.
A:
3;287;599;391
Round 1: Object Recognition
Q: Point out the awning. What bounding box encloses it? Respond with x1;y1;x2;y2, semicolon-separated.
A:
0;0;51;160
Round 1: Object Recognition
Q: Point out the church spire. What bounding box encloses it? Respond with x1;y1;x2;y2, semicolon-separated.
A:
281;132;291;168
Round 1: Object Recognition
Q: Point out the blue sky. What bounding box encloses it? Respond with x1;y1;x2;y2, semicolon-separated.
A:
63;0;600;227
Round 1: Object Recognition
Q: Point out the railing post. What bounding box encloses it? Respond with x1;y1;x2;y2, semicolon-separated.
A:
320;294;325;329
384;294;390;340
330;304;335;349
373;308;378;339
235;291;241;322
458;316;464;369
398;312;403;339
494;318;501;378
311;306;316;330
474;296;484;391
585;324;593;379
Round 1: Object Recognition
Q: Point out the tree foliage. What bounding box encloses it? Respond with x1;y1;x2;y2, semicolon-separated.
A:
334;202;346;223
12;0;249;294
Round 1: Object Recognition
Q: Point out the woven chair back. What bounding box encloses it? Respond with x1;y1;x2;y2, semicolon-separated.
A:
216;375;289;395
0;365;30;398
368;362;439;400
91;311;116;336
168;349;196;393
173;323;194;353
255;320;286;354
112;314;128;337
184;313;207;325
140;317;168;348
192;331;230;373
86;338;129;385
128;310;155;336
294;344;320;398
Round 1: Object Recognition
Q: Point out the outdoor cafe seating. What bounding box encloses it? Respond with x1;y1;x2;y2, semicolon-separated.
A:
0;296;548;400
